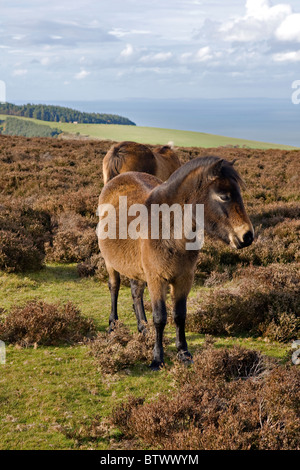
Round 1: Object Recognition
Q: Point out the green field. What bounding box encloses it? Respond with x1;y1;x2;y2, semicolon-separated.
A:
0;114;297;150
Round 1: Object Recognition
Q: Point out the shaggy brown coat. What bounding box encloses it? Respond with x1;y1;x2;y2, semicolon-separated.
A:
102;141;181;184
98;156;254;370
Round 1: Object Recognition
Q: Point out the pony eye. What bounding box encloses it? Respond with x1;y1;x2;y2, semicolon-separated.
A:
219;194;231;202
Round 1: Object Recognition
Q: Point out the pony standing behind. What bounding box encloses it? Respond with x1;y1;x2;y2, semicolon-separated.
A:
102;141;180;184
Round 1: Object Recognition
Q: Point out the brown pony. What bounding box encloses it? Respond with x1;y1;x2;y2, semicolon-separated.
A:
97;156;254;370
102;141;180;184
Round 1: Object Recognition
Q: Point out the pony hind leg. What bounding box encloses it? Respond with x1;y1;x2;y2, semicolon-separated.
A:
107;266;120;332
130;279;147;333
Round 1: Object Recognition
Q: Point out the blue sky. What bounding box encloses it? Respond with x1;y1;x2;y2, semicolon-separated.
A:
1;0;300;101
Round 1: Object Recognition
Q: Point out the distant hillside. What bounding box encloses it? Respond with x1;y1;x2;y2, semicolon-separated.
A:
0;102;136;126
0;116;62;138
0;113;297;150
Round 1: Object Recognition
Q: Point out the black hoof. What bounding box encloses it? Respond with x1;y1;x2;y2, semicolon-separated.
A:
108;321;117;333
177;350;193;366
149;360;164;371
137;321;148;335
138;326;148;336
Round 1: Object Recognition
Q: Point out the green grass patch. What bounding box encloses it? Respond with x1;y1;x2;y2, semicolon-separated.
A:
1;344;173;449
0;264;291;449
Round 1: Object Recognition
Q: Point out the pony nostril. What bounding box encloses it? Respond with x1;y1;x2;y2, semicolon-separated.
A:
243;230;253;246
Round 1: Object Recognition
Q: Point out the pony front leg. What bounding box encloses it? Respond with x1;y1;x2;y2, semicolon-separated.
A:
147;278;168;371
171;278;193;365
173;297;193;364
151;299;167;370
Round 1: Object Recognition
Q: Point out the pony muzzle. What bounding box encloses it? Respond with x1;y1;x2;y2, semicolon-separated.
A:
230;225;254;249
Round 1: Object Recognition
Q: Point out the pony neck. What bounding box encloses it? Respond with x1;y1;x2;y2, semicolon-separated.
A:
147;159;207;206
145;161;206;255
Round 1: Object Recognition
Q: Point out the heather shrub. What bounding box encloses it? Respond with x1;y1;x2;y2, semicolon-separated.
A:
112;396;146;433
233;263;300;288
0;202;51;272
46;211;98;263
77;253;108;280
0;300;96;347
195;218;300;278
245;220;300;265
250;202;300;228
188;264;300;341
263;311;300;343
89;321;168;373
59;189;98;218
180;341;265;382
204;269;231;287
1;135;299;276
112;344;300;450
0;231;44;273
195;238;242;276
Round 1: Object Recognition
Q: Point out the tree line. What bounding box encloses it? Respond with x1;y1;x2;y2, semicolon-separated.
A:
0;117;62;138
0;102;136;126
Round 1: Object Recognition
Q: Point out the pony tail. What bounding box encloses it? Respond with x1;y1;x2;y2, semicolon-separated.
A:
103;144;125;184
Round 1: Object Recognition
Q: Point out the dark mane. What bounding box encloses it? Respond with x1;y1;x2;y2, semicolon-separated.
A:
163;156;245;190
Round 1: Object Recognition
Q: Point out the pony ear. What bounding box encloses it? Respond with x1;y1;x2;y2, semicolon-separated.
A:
206;159;224;181
229;158;237;166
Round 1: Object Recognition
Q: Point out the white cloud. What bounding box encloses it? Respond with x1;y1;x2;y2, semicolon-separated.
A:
12;35;26;40
2;0;300;100
74;69;90;80
180;52;193;61
245;0;291;20
40;57;50;66
219;0;292;42
134;66;174;75
139;52;173;63
109;28;151;38
195;46;213;62
120;43;134;58
180;46;215;64
12;68;28;76
273;49;300;61
275;13;300;41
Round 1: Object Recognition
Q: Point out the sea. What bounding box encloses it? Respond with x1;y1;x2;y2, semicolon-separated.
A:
14;98;300;147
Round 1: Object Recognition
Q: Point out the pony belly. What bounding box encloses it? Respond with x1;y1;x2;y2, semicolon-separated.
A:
99;238;146;281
